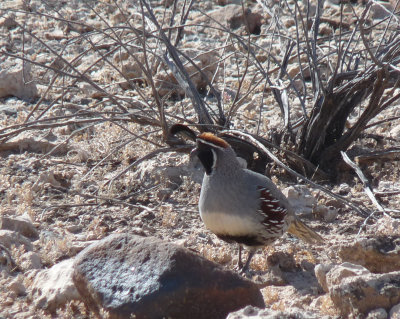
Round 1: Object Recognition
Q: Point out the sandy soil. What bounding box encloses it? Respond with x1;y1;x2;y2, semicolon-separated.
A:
0;0;399;318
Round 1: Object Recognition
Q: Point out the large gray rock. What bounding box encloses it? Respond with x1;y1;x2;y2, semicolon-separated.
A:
330;271;400;317
73;233;265;319
338;236;400;273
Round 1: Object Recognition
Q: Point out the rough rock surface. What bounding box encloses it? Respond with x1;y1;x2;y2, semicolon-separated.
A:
390;303;400;319
0;131;69;155
317;262;371;293
338;236;400;273
0;214;39;239
0;0;399;318
155;47;219;97
330;271;400;317
19;251;43;271
0;230;33;251
8;276;27;297
29;259;80;312
73;233;265;319
314;263;334;293
227;305;329;319
370;1;394;20
193;4;264;34
0;60;37;100
366;308;388;319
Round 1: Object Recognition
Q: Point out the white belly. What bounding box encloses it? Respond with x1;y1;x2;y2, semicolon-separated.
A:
200;211;259;236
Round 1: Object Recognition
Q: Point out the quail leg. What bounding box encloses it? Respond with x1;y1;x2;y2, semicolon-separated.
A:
241;248;256;273
237;245;243;270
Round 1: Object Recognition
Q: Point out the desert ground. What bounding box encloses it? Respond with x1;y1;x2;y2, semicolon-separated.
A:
0;0;400;318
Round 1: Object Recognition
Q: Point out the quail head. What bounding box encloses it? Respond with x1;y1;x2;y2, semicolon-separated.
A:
191;132;323;272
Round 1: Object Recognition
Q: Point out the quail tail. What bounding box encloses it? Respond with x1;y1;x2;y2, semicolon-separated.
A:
287;218;324;244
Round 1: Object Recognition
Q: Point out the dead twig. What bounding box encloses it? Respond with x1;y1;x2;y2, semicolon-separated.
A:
374;190;400;197
341;151;388;215
140;0;214;128
355;148;400;163
341;151;390;235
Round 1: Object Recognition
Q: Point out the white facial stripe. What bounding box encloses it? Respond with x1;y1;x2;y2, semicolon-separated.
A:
211;149;217;170
198;139;225;150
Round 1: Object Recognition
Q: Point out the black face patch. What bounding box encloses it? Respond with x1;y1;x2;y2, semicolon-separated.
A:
197;149;213;175
216;234;265;247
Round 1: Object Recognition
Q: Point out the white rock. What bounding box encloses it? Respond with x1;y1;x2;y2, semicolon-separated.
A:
313;205;338;222
330;271;400;317
314;263;334;293
390;124;400;138
371;1;394;20
316;262;373;294
0;229;33;251
326;0;341;5
338;237;400;272
326;262;371;290
227;305;325;318
7;277;26;296
390;303;400;319
0;60;37;100
0;131;68;156
337;183;350;195
32;171;62;192
366;308;388;319
283;186;316;216
378;180;400;191
292;78;305;92
29;259;80;312
0;214;39;239
19;251;42;271
375;215;400;236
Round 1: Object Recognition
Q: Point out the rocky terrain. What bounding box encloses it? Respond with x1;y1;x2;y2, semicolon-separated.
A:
0;0;400;318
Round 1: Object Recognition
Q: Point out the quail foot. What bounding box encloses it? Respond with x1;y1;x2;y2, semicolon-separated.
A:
191;132;323;272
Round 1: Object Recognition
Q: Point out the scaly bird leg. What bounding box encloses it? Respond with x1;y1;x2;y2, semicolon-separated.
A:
241;248;256;273
237;244;243;270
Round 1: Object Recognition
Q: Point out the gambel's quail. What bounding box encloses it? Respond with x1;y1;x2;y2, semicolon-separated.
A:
191;132;323;272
